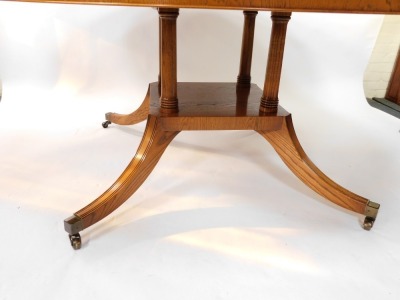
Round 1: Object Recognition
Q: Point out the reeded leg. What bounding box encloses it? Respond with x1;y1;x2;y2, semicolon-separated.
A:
237;11;258;88
65;115;180;248
158;8;179;113
260;12;291;113
102;87;150;128
257;115;380;229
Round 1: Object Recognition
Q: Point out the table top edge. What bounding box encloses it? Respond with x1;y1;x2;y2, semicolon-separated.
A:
4;0;400;14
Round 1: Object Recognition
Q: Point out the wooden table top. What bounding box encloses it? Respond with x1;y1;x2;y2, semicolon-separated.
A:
6;0;400;14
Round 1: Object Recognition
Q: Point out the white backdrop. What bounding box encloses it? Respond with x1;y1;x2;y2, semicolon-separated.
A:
1;2;400;300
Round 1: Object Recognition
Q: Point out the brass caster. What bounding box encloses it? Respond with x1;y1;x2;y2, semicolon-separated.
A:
102;121;111;128
363;201;380;231
69;233;82;250
362;216;375;231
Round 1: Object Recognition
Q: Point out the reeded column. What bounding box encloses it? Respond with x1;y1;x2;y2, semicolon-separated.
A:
158;17;161;89
158;8;179;113
260;12;291;113
237;11;258;87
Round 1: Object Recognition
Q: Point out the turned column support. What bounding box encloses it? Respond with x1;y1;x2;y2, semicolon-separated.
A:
158;16;161;88
158;8;179;113
260;11;291;113
237;11;258;87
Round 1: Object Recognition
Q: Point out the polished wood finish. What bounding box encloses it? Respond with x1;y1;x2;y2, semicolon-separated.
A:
260;12;291;113
61;5;384;244
385;48;400;105
65;115;179;234
67;81;380;237
237;11;258;88
150;82;287;131
159;8;179;113
65;82;288;235
0;0;384;243
258;116;369;214
105;87;150;125
12;0;400;14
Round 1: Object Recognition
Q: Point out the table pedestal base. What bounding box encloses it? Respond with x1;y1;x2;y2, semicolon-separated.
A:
64;82;380;249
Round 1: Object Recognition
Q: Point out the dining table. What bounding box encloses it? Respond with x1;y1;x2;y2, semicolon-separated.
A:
5;0;400;249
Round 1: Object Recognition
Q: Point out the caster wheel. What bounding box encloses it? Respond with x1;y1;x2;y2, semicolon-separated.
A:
69;233;82;250
362;216;375;231
102;121;111;128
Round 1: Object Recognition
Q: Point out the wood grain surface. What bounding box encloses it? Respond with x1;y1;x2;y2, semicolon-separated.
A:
7;0;400;13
